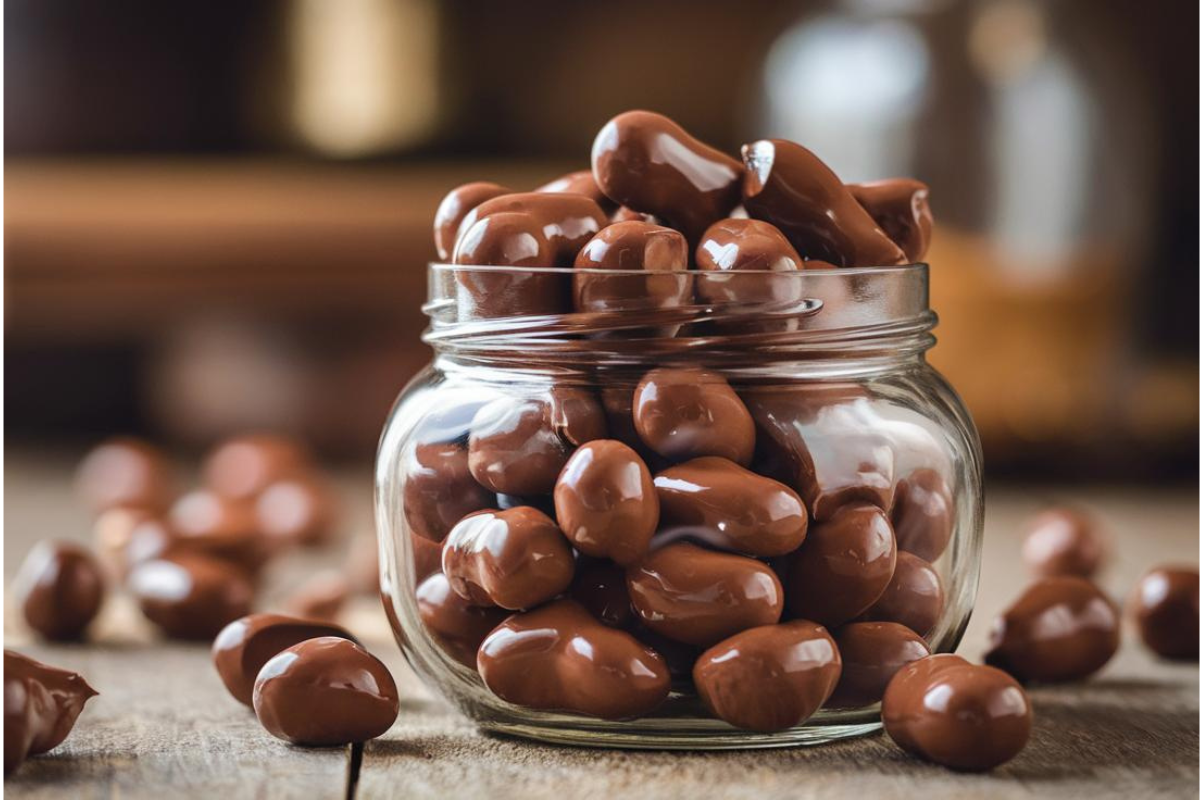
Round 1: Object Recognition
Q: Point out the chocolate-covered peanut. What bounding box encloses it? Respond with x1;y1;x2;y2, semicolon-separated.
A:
1130;566;1198;660
693;620;841;732
433;181;511;260
984;576;1119;682
536;170;615;213
848;179;933;262
14;541;106;641
75;437;174;514
573;220;691;329
4;650;98;775
468;396;571;496
548;386;608;447
1020;507;1106;579
627;543;783;647
254;476;334;548
569;559;635;628
127;554;255;640
554;440;658;566
859;551;944;637
442;507;574;610
654;457;807;557
477;599;670;719
404;441;495;541
592;110;743;244
827;622;929;708
695;218;806;313
202;435;311;502
169;489;272;573
891;468;954;562
416;573;510;669
633;367;755;466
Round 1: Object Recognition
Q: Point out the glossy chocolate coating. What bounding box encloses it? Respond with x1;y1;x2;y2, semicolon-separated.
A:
693;620;840;732
169;489;272;572
860;551;944;637
4;650;97;775
442;507;575;610
477;599;670;719
75;437;174;513
127;554;255;640
212;613;354;706
408;532;442;584
284;571;349;622
654;456;807;557
633;367;755;466
592;110;742;244
433;181;510;260
785;504;897;627
695;218;806;308
1130;566;1199;659
536;169;616;213
404;441;496;541
548;386;608;447
848;179;933;262
827;622;929;708
984;576;1120;682
255;476;334;548
891;468;954;562
569;558;635;628
627;542;783;647
15;541;106;641
741;139;905;267
599;386;669;470
416;573;510;669
253;637;399;746
1021;507;1106;579
554;440;658;566
573;220;692;329
468;396;571;496
882;654;1032;772
202;435;311;502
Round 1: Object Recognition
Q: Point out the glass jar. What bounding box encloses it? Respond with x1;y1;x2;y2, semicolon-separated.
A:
376;262;982;750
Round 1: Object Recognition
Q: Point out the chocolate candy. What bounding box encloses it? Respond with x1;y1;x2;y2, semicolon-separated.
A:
284;571;349;622
169;489;272;573
404;441;495;541
882;654;1031;772
693;620;841;732
572;220;691;329
554;440;658;566
859;551;944;638
548;386;608;447
14;541;106;641
255;476;335;548
416;573;510;669
442;507;574;610
1020;507;1106;579
826;622;929;708
848;179;933;262
202;435;311;502
4;650;98;775
212;613;354;706
599;386;668;470
633;367;755;466
891;468;954;562
627;543;783;647
592;110;742;244
536;169;615;213
93;506;156;579
253;637;399;746
408;532;442;584
477;599;670;719
984;576;1120;682
568;558;635;628
1130;566;1198;660
433;181;510;261
468;396;571;496
127;554;255;640
785;504;897;627
75;437;174;513
694;218;806;318
654;456;807;557
741;139;906;267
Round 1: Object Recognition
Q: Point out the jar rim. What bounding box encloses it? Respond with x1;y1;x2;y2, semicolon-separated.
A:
429;262;929;278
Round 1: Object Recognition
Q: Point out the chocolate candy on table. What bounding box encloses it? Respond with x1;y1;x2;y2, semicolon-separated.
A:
826;622;930;708
692;620;841;732
741;139;906;268
433;181;511;261
75;437;174;514
477;599;670;720
633;367;756;466
169;489;273;573
4;650;98;775
554;440;659;566
694;218;807;324
627;542;784;648
253;637;399;746
468;396;572;496
591;110;743;245
284;571;350;622
859;551;944;638
127;554;255;640
547;386;608;447
202;434;312;502
1020;507;1107;579
848;179;933;263
93;506;157;579
441;507;575;610
785;503;897;628
984;576;1120;683
212;613;355;706
535;169;616;213
255;476;335;548
654;456;808;557
1130;566;1199;660
882;654;1031;772
404;441;496;542
416;573;510;669
14;541;106;641
890;468;954;562
568;558;635;629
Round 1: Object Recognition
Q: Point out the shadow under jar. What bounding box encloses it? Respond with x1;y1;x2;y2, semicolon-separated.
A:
376;262;982;750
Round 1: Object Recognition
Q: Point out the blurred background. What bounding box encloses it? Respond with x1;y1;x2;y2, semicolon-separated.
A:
5;0;1197;481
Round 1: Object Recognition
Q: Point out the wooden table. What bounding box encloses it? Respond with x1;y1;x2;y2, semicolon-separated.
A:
4;452;1198;799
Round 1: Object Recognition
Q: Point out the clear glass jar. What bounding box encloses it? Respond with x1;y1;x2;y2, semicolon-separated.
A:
376;262;982;750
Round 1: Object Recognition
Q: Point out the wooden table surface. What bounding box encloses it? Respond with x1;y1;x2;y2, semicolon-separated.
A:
4;451;1198;799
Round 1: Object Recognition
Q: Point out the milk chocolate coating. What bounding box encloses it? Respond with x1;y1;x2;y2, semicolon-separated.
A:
284;571;350;622
1020;507;1106;579
416;573;510;669
255;476;335;548
599;386;669;470
573;220;692;328
610;206;658;224
592;110;743;244
408;532;443;584
554;440;659;566
468;396;572;496
695;218;806;309
1131;566;1199;660
891;468;954;562
742;139;905;267
882;654;1032;772
627;542;783;647
536;169;616;213
442;507;575;610
4;650;98;775
693;620;841;732
15;541;106;641
548;386;608;447
75;437;174;513
127;554;255;640
848;179;933;262
654;456;807;557
785;504;897;627
169;489;272;573
633;367;755;466
404;441;496;542
434;181;510;261
477;599;670;719
202;435;312;502
569;558;635;628
212;613;354;706
827;621;929;708
859;551;944;637
984;576;1120;682
253;637;399;746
